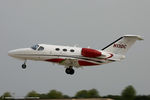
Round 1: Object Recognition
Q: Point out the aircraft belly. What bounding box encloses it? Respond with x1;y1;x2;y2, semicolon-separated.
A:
59;59;80;67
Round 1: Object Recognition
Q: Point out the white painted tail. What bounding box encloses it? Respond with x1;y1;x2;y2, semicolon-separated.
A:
102;35;143;55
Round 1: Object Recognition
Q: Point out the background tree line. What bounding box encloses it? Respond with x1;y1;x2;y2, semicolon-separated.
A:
0;85;150;100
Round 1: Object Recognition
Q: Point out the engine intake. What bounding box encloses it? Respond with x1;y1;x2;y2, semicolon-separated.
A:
81;48;102;57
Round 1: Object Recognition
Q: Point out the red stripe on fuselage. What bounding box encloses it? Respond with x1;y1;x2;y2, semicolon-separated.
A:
45;58;64;63
103;53;113;60
107;53;113;58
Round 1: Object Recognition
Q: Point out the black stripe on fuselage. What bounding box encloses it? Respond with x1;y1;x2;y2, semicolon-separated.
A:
101;36;123;50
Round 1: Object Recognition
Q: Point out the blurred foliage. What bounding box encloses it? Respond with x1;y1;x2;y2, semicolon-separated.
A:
121;85;136;100
38;93;48;99
0;86;150;100
0;92;12;100
75;88;100;98
26;90;39;97
25;90;65;99
75;90;89;98
103;95;122;100
134;95;150;100
1;92;12;97
88;89;100;98
47;90;64;99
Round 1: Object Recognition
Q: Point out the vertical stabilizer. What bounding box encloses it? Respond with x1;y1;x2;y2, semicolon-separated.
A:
102;35;143;55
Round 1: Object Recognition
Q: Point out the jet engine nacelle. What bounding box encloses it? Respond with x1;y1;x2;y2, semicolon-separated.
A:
81;48;102;57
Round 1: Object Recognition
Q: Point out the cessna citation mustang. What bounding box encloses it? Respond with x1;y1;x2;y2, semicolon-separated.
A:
8;35;143;75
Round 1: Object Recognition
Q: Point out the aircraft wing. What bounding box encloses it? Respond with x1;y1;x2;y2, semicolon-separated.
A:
59;58;80;67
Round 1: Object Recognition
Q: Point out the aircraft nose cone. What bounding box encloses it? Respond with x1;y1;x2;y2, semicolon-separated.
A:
8;48;31;59
8;50;17;57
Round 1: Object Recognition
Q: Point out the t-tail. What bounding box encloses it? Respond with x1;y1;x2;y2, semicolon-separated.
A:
102;35;143;55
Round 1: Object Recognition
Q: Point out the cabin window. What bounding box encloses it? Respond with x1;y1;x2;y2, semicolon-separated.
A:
70;49;75;52
55;48;60;51
38;46;44;51
63;49;67;52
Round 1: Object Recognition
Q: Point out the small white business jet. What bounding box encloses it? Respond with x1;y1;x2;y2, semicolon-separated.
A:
8;35;143;75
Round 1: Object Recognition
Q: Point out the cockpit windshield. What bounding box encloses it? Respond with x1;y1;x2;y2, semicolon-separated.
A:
38;46;44;51
31;44;39;50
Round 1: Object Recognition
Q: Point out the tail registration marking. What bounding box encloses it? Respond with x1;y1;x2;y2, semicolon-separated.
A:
113;44;127;49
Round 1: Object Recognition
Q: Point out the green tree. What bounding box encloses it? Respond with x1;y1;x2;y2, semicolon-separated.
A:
75;90;88;98
75;89;100;98
87;89;100;98
0;92;12;100
135;95;150;100
1;92;12;97
63;95;70;99
47;90;64;99
121;85;136;100
103;95;121;100
26;90;39;97
39;93;48;99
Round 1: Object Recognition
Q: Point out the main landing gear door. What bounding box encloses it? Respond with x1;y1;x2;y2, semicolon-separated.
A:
59;59;79;67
